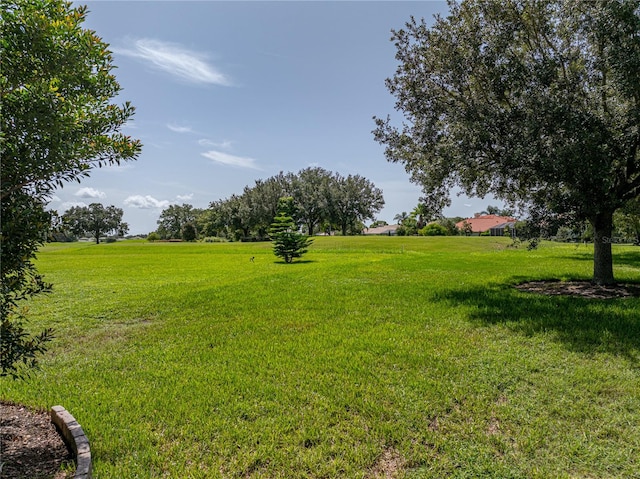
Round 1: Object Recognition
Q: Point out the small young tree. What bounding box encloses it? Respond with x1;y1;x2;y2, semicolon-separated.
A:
270;197;313;263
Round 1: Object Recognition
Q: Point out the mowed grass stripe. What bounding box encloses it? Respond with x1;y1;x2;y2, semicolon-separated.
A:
2;237;639;478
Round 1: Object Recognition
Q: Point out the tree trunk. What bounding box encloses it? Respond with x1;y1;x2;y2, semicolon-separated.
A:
591;211;615;285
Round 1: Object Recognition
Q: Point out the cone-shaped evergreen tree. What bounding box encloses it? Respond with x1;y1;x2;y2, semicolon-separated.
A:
270;197;313;263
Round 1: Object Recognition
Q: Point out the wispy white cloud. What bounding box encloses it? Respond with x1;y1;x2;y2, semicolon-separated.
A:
115;39;231;85
198;138;234;150
75;187;106;199
167;123;194;134
202;150;261;170
176;194;194;201
124;195;171;209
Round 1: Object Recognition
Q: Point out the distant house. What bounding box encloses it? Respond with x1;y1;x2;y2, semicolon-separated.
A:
363;224;400;236
455;214;517;236
489;221;517;237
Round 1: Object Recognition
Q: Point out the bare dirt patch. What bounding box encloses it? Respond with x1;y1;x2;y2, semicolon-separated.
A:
515;280;640;299
367;447;406;479
0;402;73;479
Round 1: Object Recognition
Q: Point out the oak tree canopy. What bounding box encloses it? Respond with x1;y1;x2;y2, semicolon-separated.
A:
374;0;640;284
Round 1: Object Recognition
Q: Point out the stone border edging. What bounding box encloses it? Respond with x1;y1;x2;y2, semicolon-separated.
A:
50;405;92;479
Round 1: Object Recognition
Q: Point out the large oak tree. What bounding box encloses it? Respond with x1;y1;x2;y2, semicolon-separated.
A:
156;203;203;240
329;173;385;236
1;0;141;376
374;0;640;284
62;203;128;243
292;167;332;235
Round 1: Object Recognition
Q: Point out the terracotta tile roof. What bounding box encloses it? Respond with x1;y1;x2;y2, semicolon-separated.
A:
455;215;517;233
364;224;400;235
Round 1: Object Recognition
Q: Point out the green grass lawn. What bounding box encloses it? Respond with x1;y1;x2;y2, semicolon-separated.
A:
2;237;639;478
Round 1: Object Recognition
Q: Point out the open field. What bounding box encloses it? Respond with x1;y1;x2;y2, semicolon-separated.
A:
2;237;639;478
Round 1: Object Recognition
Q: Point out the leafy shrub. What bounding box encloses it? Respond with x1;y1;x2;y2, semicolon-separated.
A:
436;218;460;235
420;223;448;236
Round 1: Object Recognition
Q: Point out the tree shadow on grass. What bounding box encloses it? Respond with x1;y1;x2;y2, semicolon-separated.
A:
273;260;316;265
617;249;640;266
561;247;640;270
436;282;640;365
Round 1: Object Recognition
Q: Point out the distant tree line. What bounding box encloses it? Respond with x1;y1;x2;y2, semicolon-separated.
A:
152;168;384;241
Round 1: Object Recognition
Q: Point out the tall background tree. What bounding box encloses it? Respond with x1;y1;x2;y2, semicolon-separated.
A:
1;0;141;377
62;203;128;243
374;0;640;284
293;167;332;235
614;197;640;244
329;174;385;236
181;223;197;242
394;212;409;225
156;203;202;240
483;205;515;218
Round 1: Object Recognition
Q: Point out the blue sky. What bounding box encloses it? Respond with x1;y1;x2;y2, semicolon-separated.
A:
58;1;497;235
